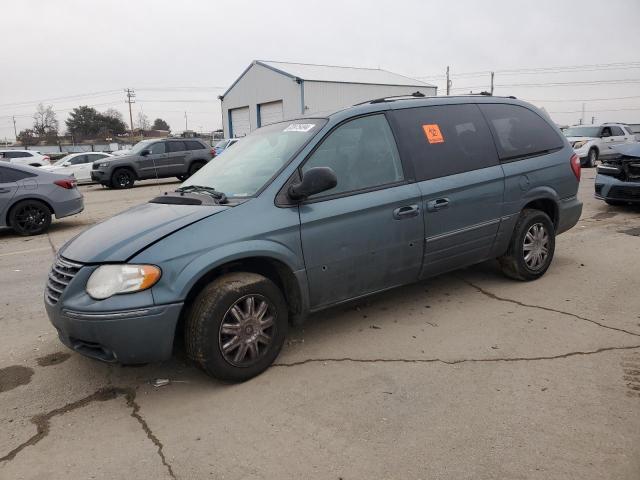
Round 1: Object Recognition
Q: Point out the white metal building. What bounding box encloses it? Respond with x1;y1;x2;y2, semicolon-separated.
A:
219;60;437;138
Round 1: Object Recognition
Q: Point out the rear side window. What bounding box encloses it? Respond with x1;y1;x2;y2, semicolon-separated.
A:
185;140;204;150
167;141;185;153
610;126;624;136
302;114;404;197
68;155;87;165
5;151;32;159
0;167;35;182
479;104;564;161
391;104;499;181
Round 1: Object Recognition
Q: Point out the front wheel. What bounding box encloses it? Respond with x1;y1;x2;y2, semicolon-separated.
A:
499;209;556;281
586;148;598;168
111;168;135;189
9;200;52;236
185;272;288;382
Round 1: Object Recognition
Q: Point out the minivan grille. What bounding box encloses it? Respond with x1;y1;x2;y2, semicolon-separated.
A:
46;257;82;305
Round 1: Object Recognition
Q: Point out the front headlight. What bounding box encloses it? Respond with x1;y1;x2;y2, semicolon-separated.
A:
97;162;110;168
573;140;588;149
86;264;161;300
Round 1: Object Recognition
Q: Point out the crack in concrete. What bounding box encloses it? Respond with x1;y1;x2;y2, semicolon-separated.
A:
460;278;640;338
45;232;57;256
0;386;176;479
273;344;640;368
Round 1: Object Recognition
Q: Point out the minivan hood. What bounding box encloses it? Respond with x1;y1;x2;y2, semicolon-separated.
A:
61;202;229;263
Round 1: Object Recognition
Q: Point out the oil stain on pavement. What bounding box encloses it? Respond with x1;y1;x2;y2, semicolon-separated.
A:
0;365;34;393
36;352;71;367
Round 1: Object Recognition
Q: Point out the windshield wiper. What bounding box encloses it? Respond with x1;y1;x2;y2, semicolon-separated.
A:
176;185;228;204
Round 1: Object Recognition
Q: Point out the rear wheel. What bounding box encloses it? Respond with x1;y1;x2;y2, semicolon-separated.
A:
110;168;135;189
188;161;205;177
9;200;52;236
499;209;555;281
185;272;288;382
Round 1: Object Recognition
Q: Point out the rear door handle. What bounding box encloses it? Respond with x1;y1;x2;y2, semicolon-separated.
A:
426;198;450;212
393;204;419;220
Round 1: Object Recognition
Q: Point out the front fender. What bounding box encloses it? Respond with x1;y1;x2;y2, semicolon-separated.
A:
146;239;305;305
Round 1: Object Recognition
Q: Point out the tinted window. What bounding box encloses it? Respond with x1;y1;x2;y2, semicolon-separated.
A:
185;140;205;150
479;104;564;161
391;104;499;181
0;166;35;182
68;155;87;165
601;127;612;137
610;126;624;136
149;142;166;154
5;151;32;158
87;153;108;161
302;114;403;197
167;141;185;153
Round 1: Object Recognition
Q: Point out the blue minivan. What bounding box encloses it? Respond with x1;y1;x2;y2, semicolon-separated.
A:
45;95;582;382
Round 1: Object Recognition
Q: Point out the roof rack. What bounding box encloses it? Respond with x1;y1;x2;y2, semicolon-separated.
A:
354;91;426;106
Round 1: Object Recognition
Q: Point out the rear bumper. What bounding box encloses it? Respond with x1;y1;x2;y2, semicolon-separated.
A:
54;196;84;219
45;302;183;364
557;195;582;234
595;174;640;203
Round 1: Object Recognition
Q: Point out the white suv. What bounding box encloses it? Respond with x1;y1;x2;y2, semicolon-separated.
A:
563;123;637;167
0;149;51;167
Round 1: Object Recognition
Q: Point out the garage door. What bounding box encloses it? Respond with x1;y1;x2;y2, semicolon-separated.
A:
259;101;283;127
230;106;250;137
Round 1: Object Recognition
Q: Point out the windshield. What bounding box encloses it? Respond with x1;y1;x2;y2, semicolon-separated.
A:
214;140;229;148
53;154;74;166
129;140;155;154
183;119;326;197
563;126;600;137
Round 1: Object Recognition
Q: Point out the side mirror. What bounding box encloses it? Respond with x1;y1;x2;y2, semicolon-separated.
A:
288;167;337;201
140;149;151;156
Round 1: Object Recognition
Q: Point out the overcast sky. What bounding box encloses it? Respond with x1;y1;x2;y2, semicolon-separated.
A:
2;0;640;140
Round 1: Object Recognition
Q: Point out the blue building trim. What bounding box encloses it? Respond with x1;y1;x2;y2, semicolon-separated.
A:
256;104;262;128
299;79;305;114
228;109;233;138
255;60;297;80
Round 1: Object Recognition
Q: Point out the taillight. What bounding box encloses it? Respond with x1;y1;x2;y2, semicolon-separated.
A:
43;155;50;162
570;153;581;181
210;148;216;157
54;179;77;189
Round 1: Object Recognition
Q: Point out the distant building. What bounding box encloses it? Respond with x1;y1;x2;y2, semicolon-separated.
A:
219;60;436;138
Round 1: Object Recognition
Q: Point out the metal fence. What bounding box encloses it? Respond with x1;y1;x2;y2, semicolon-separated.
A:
0;143;134;154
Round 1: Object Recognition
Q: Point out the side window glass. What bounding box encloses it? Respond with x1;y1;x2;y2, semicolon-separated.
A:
610;126;624;136
149;143;166;154
479;104;564;161
601;127;612;137
69;155;86;165
391;104;499;181
3;168;34;182
186;141;203;150
302;114;403;198
167;141;185;153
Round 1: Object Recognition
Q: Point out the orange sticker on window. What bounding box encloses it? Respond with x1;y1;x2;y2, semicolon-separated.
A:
422;124;444;144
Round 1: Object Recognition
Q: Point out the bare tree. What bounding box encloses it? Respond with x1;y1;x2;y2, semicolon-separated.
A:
136;111;150;131
33;103;58;139
104;108;124;122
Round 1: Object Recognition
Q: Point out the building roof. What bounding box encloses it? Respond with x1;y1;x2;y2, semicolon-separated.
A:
221;60;435;98
258;60;434;87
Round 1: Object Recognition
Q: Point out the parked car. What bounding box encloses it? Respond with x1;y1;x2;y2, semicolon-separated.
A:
213;138;238;156
110;149;131;156
90;138;214;188
595;143;640;205
0;163;83;235
563;123;637;167
0;149;51;167
45;95;582;382
42;152;112;183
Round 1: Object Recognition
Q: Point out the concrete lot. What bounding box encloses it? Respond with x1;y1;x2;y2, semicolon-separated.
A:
1;173;639;479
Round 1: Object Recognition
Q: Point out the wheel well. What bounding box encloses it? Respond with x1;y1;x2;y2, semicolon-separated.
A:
523;198;558;229
6;198;54;225
29;163;41;167
179;256;302;328
589;146;598;155
111;166;137;180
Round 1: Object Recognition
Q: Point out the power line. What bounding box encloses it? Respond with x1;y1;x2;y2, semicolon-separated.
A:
547;106;640;114
0;90;121;109
524;95;640;103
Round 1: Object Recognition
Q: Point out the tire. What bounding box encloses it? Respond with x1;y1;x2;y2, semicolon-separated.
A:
9;199;52;236
605;199;626;206
586;148;598;168
110;168;135;189
188;161;205;177
185;272;288;382
176;175;188;182
499;209;556;281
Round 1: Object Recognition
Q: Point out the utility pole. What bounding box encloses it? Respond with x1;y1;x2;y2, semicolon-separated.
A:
580;102;585;125
184;111;188;131
12;116;17;139
124;88;136;137
591;116;595;124
446;66;451;96
490;71;495;95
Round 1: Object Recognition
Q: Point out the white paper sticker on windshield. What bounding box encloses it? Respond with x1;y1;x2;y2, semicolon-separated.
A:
283;123;315;133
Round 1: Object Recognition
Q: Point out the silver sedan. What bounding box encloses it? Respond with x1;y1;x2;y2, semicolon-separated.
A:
0;163;84;235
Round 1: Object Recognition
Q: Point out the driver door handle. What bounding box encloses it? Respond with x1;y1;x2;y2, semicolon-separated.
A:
393;204;419;220
426;198;450;212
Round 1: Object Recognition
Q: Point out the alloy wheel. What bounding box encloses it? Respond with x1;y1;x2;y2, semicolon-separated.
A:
14;205;48;234
218;294;276;367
